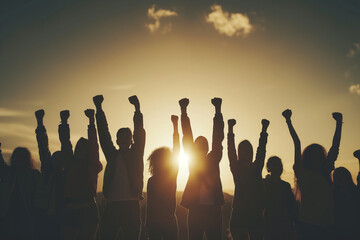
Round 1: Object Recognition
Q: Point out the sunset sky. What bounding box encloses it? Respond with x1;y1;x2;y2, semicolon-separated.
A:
1;0;360;192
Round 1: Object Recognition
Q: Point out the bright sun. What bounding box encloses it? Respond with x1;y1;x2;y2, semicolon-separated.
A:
179;150;189;169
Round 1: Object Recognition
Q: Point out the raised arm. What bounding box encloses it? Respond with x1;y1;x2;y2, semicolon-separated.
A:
282;109;302;176
129;95;146;157
171;115;180;155
227;119;237;172
326;112;343;172
179;98;194;154
253;119;269;174
93;95;116;160
171;115;180;176
354;150;360;188
85;109;103;173
209;98;224;163
58;110;73;164
35;109;52;173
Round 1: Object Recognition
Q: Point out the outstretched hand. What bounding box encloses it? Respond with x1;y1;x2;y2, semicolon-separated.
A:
354;150;360;160
171;115;178;124
211;98;222;107
85;109;95;118
60;110;70;123
179;98;189;109
85;109;95;125
332;112;343;123
128;95;140;112
35;109;45;120
93;95;104;109
212;97;222;114
228;119;236;127
282;109;292;121
262;119;270;132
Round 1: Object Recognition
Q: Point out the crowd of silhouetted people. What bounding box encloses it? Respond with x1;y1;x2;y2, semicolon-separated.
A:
0;95;359;240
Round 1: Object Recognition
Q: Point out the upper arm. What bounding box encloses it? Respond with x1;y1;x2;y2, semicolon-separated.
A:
253;132;268;174
227;133;237;170
95;110;116;159
211;113;224;163
326;122;342;172
58;123;73;157
36;126;52;172
133;112;146;156
181;114;194;154
88;125;103;172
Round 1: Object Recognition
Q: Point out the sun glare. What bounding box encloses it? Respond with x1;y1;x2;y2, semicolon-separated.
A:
179;150;189;169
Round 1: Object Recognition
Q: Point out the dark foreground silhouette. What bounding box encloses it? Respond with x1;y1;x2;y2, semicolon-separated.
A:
1;95;360;240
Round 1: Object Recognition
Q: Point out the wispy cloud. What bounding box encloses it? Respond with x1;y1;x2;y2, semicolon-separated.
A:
347;42;360;58
349;84;360;95
0;107;27;117
145;5;178;33
206;5;254;37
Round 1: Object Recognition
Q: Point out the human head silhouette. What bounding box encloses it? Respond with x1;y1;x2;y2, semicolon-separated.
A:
51;151;64;170
266;156;283;178
74;137;90;160
302;144;327;171
116;128;133;149
333;167;355;188
238;140;253;165
10;147;34;170
194;136;209;157
148;147;172;176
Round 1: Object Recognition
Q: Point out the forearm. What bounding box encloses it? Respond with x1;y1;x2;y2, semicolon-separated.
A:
227;133;237;165
181;114;194;152
286;120;301;165
212;113;224;151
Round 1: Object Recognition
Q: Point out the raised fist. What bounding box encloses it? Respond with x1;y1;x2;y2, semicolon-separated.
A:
262;119;270;129
354;150;360;160
282;109;292;120
211;97;222;107
128;95;140;111
93;95;104;108
171;115;178;124
332;112;343;123
84;109;95;119
60;110;70;123
35;109;45;120
179;98;189;108
228;119;236;127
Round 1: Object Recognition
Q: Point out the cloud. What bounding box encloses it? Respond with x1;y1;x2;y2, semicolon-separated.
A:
347;42;360;58
0;107;27;117
145;5;178;33
206;5;254;37
349;84;360;95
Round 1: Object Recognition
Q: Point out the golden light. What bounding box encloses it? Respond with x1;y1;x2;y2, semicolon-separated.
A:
176;149;190;190
179;149;189;169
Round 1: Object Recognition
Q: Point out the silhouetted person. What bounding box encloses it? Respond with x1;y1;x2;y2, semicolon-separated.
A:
0;143;40;240
263;156;297;240
227;118;269;240
179;97;225;240
282;110;342;240
34;109;65;240
59;109;103;240
146;115;180;240
94;95;145;240
332;150;360;240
